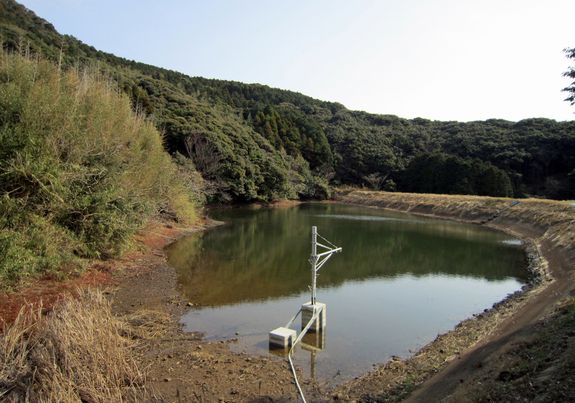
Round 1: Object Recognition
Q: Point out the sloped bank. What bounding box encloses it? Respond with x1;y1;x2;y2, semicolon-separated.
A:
332;189;575;402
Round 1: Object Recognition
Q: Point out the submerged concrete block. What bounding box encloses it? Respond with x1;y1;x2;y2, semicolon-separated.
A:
269;327;297;349
301;302;326;333
301;328;326;351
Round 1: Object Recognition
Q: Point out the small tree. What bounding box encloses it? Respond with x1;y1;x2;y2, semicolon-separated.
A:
363;172;387;190
183;133;223;180
563;48;575;106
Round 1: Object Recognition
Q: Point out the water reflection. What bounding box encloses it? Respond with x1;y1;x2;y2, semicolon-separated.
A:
168;203;526;306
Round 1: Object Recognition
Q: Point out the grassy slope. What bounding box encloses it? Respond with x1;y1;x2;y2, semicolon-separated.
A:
0;0;326;203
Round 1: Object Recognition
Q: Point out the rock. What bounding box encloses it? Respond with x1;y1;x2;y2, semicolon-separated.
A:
164;377;171;382
187;302;194;307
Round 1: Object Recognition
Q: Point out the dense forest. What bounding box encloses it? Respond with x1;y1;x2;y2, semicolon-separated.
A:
1;0;574;206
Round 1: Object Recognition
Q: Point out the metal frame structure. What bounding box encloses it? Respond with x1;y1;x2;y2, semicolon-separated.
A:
269;226;342;403
309;226;342;304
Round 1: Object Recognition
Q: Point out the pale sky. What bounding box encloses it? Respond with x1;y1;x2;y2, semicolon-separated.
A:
17;0;575;122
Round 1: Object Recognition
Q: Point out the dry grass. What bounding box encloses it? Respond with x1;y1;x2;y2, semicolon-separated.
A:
122;309;172;341
0;289;147;402
334;188;575;249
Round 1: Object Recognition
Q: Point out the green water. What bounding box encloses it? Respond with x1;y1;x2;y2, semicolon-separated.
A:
167;203;527;383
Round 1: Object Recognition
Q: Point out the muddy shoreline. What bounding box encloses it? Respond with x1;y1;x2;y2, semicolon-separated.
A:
109;216;310;402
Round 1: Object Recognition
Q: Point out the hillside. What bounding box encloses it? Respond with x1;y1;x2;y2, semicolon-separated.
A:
1;0;575;201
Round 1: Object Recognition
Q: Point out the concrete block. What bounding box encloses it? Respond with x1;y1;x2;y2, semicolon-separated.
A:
269;327;297;349
301;302;326;333
301;329;326;351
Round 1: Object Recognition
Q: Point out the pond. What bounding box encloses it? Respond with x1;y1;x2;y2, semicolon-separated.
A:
166;203;527;384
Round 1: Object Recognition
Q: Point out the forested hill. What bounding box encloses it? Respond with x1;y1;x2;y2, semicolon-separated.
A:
2;0;574;201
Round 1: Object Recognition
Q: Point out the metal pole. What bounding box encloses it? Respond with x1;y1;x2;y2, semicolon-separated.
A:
311;226;317;305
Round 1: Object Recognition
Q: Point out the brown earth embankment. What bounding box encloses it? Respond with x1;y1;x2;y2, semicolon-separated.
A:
333;189;575;402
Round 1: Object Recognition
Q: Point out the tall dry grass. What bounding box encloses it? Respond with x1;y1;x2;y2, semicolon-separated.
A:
0;290;147;402
335;189;575;249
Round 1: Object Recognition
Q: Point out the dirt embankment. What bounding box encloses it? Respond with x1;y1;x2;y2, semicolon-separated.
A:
333;189;575;402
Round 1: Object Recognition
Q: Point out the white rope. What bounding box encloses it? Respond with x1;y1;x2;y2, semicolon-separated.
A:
287;306;322;403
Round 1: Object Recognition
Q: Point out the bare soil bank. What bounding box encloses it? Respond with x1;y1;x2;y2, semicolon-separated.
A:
333;189;575;402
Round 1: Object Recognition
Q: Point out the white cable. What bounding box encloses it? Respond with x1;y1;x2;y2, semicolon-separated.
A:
288;349;307;403
287;306;320;403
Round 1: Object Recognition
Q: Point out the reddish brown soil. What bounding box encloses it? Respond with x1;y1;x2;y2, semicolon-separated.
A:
0;263;114;328
0;219;195;328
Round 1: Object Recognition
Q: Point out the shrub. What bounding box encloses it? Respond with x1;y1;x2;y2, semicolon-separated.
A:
0;52;196;287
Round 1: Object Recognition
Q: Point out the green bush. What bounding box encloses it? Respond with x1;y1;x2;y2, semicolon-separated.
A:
0;52;196;288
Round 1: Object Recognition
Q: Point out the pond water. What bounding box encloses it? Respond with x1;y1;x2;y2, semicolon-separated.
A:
166;203;527;384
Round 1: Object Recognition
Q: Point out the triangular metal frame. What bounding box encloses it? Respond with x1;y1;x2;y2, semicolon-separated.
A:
308;226;342;304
